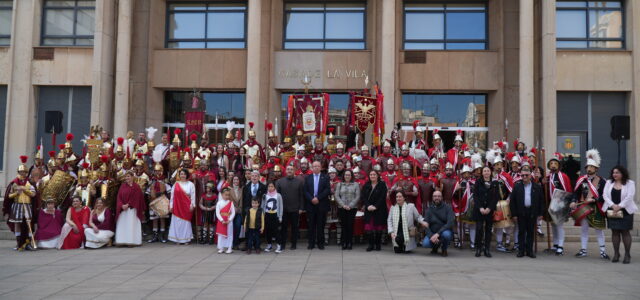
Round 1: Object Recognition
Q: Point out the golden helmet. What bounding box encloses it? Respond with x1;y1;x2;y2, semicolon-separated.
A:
336;143;344;150
172;128;182;144
153;163;164;171
248;122;256;138
274;165;282;172
17;156;28;172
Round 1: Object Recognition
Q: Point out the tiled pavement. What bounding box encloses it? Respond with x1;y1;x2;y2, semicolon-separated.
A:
0;240;637;300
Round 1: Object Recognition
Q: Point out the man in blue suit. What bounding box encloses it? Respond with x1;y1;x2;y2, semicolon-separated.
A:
304;161;331;249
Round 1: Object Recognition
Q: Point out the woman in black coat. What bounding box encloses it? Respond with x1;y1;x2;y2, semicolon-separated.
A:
473;166;498;258
361;170;388;251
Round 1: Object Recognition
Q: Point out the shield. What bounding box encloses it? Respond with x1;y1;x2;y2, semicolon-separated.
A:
86;139;103;165
353;95;377;133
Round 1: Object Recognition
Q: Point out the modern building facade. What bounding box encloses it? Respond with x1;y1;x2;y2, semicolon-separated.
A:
0;0;638;196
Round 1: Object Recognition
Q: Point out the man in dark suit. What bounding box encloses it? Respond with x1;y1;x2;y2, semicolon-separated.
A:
510;166;544;258
303;161;331;249
243;171;267;212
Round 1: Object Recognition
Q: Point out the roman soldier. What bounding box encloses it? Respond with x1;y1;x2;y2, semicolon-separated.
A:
197;140;212;163
172;149;194;182
265;122;279;156
28;145;48;186
293;125;311;153
242;122;265;165
279;129;296;166
408;121;426;151
147;163;171;243
453;163;474;248
381;158;400;192
134;132;149;156
389;162;421;213
63;133;79;169
325;128;337;155
329;143;351;169
168;129;182;175
295;157;312;177
101;130;113;152
508;154;523;183
94;155;115;209
359;145;375;175
3;156;38;250
417;160;439;213
377;140;398;171
152;133;171;177
74;162;96;208
427;129;442;159
545;151;572;255
439;162;459;205
488;150;515;252
310;139;329;170
38;151;59;192
352;166;366;187
112;137;126;171
446;130;466;170
570;149;608;259
270;165;283;182
260;150;283;180
508;138;528;170
387;123;403;157
471;153;484;180
133;153;150;192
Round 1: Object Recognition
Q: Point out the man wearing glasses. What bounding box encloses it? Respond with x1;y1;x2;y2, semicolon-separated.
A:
509;167;545;258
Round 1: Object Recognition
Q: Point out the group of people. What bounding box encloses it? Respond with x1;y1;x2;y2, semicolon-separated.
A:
2;124;636;264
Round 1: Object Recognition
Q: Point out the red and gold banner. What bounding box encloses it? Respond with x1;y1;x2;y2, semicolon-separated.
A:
286;93;330;138
353;95;377;133
185;111;205;135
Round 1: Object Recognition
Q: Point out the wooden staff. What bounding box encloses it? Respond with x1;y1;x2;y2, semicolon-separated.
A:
541;147;552;251
23;205;37;250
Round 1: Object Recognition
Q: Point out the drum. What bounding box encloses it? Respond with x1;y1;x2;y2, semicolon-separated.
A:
149;195;170;217
570;202;594;223
493;200;514;228
548;189;573;224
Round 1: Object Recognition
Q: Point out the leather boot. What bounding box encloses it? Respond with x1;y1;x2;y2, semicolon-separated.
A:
365;232;374;252
475;247;482;257
15;236;21;250
484;247;492;258
198;229;206;244
374;231;382;251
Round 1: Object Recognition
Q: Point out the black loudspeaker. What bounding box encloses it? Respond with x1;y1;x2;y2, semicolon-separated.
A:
610;115;630;140
44;111;64;134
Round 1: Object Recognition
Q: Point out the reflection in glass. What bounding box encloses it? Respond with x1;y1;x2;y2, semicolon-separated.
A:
169;13;206;39
285;13;324;39
45;10;75;35
589;10;622;38
167;3;247;49
42;1;95;46
556;1;624;49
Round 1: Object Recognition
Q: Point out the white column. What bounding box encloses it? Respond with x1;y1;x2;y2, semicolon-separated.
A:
629;1;640;209
519;0;534;146
245;0;262;140
541;0;557;153
91;0;116;132
380;0;396;135
4;0;37;179
113;0;133;138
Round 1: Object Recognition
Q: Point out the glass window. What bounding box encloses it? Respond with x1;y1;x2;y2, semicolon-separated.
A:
0;0;12;46
402;94;488;149
163;91;246;143
42;0;95;46
404;3;487;50
280;93;349;137
284;2;366;50
0;86;6;169
166;2;247;49
556;1;623;49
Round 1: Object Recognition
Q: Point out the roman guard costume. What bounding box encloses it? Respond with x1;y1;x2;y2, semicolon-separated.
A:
28;145;48;186
390;162;421;214
408;121;426;151
439;162;459;205
329;143;351;169
359;145;375;175
381;158;400;191
147;163;171;243
279;130;296;167
572;149;608;259
453;163;474;248
3;156;38;251
417;160;439;214
446;130;465;170
242;122;265;166
546;152;572;255
325;128;337;155
427;129;444;160
488;150;515;252
397;144;419;176
74;163;96;208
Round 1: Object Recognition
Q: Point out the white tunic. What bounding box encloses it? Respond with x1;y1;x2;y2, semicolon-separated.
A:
115;208;142;246
216;198;236;249
168;181;196;243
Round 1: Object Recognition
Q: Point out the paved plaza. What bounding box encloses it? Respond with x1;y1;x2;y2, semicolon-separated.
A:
0;240;637;300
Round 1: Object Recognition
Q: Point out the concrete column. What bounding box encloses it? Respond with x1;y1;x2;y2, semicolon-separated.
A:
380;0;396;135
541;0;557;153
4;0;37;180
90;0;116;132
245;0;262;140
113;0;133;138
518;0;534;145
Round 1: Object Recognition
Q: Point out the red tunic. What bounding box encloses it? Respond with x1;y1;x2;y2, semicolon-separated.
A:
61;206;90;249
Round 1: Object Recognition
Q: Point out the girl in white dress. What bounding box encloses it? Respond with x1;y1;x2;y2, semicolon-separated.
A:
168;169;196;244
216;187;235;253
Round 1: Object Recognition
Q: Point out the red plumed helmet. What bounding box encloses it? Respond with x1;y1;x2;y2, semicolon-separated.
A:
37;145;41;150
513;138;520;149
82;162;90;169
412;120;420;130
461;143;468;151
284;129;290;136
190;133;197;141
266;122;273;131
328;127;335;133
530;147;537;155
433;129;439;134
248;122;254;129
174;128;182;135
100;155;109;163
19;155;28;164
48;151;56;158
58;144;65;150
117;137;124;145
136;152;143;159
497;141;504;149
66;133;74;141
457;129;462;136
